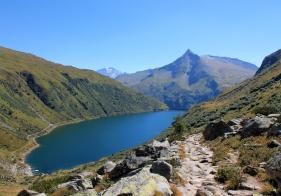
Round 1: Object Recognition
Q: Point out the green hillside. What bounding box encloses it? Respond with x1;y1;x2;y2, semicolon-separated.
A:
0;46;166;154
117;50;257;110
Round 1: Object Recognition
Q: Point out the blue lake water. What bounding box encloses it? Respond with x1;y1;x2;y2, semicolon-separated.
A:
26;110;184;173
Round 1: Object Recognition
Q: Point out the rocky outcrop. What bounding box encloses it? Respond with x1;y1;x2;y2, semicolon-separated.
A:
102;167;172;196
97;161;116;175
265;148;281;194
268;123;281;136
256;49;281;75
150;161;173;180
58;175;93;191
241;115;275;138
203;119;233;140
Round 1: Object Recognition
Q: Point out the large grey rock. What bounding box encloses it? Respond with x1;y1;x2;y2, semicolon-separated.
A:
97;161;116;175
268;123;281;136
17;190;46;196
103;167;172;196
134;140;170;158
58;177;93;191
265;149;281;194
108;161;131;180
241;116;275;138
108;154;152;180
203;119;233;140
135;145;156;157
150;161;173;180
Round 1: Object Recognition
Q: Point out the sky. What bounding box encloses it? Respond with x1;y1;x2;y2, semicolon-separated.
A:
0;0;280;73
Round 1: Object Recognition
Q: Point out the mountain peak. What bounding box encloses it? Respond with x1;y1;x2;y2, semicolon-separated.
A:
97;67;124;79
256;49;281;75
182;49;195;57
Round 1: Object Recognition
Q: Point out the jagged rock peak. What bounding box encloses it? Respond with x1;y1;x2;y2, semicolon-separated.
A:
256;49;281;75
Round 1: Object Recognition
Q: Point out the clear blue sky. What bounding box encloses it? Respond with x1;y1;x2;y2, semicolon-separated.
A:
1;0;280;73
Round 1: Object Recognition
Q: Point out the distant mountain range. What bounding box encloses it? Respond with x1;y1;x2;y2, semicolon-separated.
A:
97;67;125;79
116;50;257;110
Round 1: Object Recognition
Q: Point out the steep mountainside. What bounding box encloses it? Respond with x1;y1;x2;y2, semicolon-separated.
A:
97;67;124;79
117;50;257;110
181;49;281;128
170;49;281;195
0;47;166;151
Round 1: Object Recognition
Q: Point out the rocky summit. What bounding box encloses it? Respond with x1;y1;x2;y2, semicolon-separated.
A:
117;50;257;110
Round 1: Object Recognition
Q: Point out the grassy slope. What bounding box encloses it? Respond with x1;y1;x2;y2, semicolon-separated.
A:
0;46;166;178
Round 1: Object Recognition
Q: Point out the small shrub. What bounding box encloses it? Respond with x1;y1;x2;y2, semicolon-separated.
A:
239;138;276;167
253;106;277;115
29;175;71;194
215;165;243;190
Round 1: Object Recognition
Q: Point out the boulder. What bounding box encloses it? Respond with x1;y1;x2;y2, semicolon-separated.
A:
17;190;46;196
267;140;281;148
58;178;93;191
152;139;170;150
268;123;281;136
135;145;156;157
203;119;233;140
265;149;281;194
125;154;152;170
103;167;172;196
150;161;173;180
239;182;260;190
268;113;281;123
241;116;275;138
97;161;116;175
135;140;170;158
91;174;102;187
108;161;131;180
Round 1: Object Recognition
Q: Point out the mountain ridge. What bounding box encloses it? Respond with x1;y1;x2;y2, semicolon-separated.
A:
97;67;125;79
117;50;257;110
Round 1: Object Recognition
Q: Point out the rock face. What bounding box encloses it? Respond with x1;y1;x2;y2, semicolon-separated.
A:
265;149;281;194
256;49;281;75
103;167;172;196
241;116;275;138
203;120;232;140
150;161;173;180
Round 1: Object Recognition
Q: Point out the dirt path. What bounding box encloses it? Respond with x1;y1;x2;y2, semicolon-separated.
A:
173;134;228;195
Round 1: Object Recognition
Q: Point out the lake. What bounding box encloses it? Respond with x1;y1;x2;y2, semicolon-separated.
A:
26;110;184;173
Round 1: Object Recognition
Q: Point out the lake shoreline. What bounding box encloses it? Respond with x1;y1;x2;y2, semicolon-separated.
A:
22;109;175;174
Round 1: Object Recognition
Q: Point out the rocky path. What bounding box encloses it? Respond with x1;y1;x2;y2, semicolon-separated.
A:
174;134;228;196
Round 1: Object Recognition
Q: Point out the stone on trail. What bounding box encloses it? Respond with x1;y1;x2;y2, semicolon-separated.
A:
103;167;172;196
203;119;232;140
150;161;173;180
